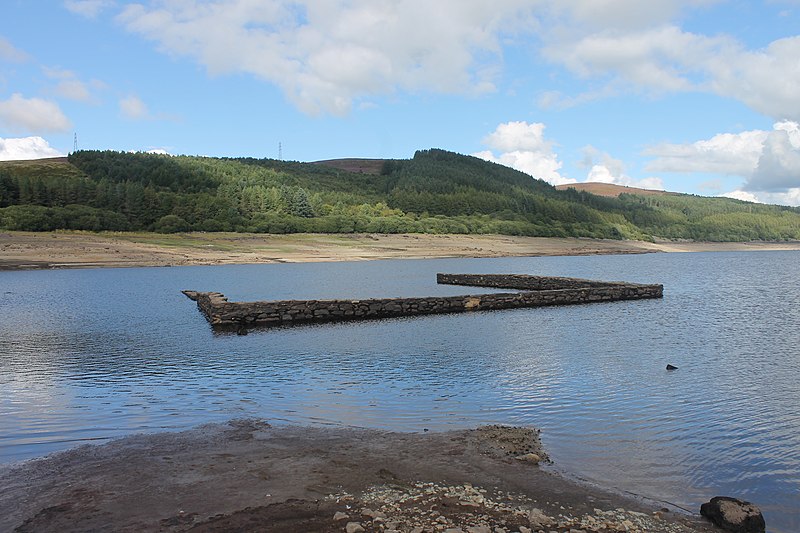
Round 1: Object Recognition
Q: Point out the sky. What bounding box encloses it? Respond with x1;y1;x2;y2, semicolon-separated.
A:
1;1;800;205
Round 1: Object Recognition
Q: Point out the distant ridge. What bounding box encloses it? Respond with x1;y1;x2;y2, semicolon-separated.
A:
1;156;69;165
556;182;676;198
312;158;386;174
3;149;799;242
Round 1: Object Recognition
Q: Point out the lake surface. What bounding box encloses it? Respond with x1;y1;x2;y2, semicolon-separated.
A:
1;251;798;532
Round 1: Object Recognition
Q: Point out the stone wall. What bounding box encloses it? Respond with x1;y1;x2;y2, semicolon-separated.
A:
184;273;663;330
436;273;632;290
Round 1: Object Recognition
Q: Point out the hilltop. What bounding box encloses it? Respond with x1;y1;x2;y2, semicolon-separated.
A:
1;149;799;241
555;182;675;198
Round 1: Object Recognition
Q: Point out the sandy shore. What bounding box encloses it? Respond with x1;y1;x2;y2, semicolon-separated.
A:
0;421;716;533
2;231;799;270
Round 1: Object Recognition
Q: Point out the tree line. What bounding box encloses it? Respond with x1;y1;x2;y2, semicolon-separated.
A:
1;148;799;241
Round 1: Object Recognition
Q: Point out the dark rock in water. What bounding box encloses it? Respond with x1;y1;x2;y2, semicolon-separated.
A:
236;326;248;336
666;364;678;370
700;496;765;533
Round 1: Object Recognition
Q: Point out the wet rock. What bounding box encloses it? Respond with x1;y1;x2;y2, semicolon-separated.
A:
666;364;678;370
700;496;765;533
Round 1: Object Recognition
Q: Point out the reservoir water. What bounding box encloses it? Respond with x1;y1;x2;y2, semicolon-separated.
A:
1;251;798;532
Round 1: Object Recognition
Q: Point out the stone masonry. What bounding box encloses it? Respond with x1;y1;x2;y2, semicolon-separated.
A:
183;274;663;330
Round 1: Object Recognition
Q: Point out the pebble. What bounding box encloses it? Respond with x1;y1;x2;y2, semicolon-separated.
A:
325;480;707;533
333;511;349;521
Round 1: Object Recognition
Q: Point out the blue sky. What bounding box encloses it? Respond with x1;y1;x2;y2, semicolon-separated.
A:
1;1;800;205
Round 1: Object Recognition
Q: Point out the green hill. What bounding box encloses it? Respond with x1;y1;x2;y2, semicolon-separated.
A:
1;148;799;241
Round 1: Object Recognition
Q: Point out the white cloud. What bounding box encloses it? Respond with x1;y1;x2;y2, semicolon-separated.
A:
0;94;71;133
64;0;114;18
104;1;799;120
582;146;664;189
708;36;800;121
719;190;759;202
146;148;170;155
543;26;718;93
749;120;800;191
644;121;800;194
117;0;534;115
537;85;620;110
119;95;150;120
548;0;719;30
43;67;104;102
473;121;576;186
720;188;800;207
539;7;800;121
644;130;768;175
0;37;29;63
0;136;64;161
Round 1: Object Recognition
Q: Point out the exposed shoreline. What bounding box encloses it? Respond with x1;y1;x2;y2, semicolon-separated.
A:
2;230;800;271
0;421;716;532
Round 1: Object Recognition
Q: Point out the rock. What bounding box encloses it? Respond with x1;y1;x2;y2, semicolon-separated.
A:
346;522;366;533
666;364;678;370
333;511;349;521
519;527;532;533
361;508;387;520
527;508;554;528
700;496;765;533
515;453;541;464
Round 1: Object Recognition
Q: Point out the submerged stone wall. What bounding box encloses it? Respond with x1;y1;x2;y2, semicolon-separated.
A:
184;273;662;330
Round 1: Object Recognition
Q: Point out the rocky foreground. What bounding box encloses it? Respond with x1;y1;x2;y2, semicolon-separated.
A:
0;420;719;533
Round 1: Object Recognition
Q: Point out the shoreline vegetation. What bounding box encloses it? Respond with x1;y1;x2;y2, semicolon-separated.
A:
2;230;800;270
0;421;717;533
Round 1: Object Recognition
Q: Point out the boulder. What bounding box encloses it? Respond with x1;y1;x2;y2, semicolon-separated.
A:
700;496;765;533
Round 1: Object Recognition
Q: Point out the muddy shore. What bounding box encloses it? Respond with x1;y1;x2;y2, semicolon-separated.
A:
0;421;717;533
1;231;800;271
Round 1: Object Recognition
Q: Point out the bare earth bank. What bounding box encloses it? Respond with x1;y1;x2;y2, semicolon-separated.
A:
0;421;716;533
2;231;800;270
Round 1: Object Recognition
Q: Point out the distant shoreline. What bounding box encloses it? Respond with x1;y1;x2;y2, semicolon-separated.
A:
2;230;800;271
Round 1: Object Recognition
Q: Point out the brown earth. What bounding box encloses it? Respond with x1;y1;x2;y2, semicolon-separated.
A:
313;158;387;174
0;421;718;533
2;231;799;271
555;182;676;197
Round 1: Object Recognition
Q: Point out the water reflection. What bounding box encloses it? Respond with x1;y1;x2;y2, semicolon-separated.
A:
1;252;799;531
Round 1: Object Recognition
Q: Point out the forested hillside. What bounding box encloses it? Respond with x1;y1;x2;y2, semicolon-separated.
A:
1;149;799;241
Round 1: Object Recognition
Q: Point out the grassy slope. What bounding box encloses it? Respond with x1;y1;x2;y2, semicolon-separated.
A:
2;152;800;241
